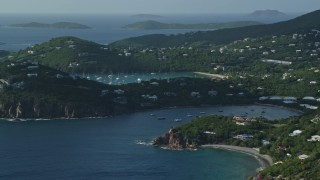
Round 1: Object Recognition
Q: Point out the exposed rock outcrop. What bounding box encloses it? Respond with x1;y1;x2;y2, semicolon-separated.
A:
0;100;132;119
153;128;197;149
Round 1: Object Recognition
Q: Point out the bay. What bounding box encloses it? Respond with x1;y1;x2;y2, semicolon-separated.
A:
0;105;300;180
82;72;204;85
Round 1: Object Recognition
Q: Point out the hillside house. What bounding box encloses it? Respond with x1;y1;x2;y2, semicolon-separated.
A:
270;96;282;101
302;96;316;101
298;154;309;160
307;135;320;142
27;50;35;55
203;131;216;135
114;89;125;95
300;104;318;110
27;73;38;78
259;96;268;101
100;89;109;96
190;92;201;98
289;130;302;137
234;134;253;141
150;82;159;86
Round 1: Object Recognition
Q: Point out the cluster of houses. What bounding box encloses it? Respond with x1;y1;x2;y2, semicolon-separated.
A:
259;96;319;109
233;134;254;141
224;29;320;65
289;129;320;143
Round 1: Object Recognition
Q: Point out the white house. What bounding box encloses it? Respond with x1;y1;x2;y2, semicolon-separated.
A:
114;89;125;95
150;82;159;86
191;92;201;98
27;73;38;78
307;135;320;142
27;50;35;55
289;130;302;137
283;97;297;104
302;96;316;101
234;134;253;141
259;96;269;101
284;97;297;101
270;96;282;101
300;104;318;110
203;131;216;135
298;154;309;160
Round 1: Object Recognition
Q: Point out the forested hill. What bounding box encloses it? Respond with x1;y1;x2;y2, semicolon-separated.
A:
123;20;262;30
3;36;136;73
111;9;320;48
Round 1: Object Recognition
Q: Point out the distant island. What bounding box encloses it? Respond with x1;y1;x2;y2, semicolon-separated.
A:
131;14;163;18
249;10;286;17
10;22;91;29
123;20;262;30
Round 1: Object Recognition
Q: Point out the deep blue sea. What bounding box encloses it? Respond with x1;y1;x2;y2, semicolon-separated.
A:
0;105;300;180
0;13;299;51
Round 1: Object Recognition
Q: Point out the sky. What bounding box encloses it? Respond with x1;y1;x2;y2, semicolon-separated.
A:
0;0;319;14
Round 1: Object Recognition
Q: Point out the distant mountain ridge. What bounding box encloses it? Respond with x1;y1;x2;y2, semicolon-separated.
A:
10;22;91;29
249;10;286;17
123;20;263;30
131;14;163;18
111;9;320;48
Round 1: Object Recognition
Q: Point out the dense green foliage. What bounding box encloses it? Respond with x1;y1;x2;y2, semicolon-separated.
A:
10;22;91;29
4;36;136;73
167;114;320;179
176;115;271;147
0;61;256;118
123;20;262;30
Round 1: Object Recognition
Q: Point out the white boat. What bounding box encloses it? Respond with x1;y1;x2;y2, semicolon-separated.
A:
174;118;182;122
136;140;146;145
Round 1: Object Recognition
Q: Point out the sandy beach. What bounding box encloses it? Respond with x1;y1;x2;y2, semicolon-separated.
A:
201;144;273;169
194;72;229;79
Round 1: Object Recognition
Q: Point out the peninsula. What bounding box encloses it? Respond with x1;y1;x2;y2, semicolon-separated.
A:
10;22;91;29
123;20;262;30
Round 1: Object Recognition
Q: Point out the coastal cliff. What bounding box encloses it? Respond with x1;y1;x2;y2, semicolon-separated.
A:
152;128;197;149
0;100;127;119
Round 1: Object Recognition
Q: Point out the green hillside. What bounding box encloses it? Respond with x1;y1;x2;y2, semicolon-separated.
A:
123;20;262;30
111;10;320;48
4;36;136;73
